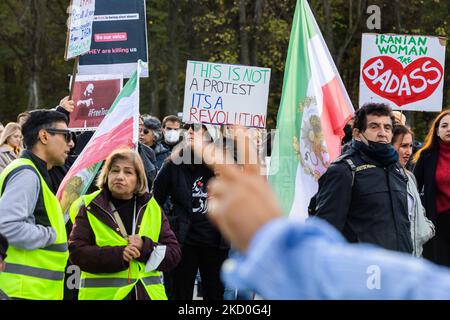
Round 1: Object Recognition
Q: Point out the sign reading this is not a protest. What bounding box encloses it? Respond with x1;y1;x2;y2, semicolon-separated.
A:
359;33;446;112
183;61;271;128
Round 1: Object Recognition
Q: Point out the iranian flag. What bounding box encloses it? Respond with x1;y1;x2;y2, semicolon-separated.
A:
268;0;354;220
57;67;140;215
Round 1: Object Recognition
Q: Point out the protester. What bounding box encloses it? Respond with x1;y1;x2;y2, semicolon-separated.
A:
0;233;9;300
161;115;182;151
392;111;407;125
390;111;422;171
138;116;158;189
16;112;30;127
413;110;450;267
48;97;78;192
141;116;170;170
341;116;355;152
392;125;435;257
0;110;73;300
69;148;180;300
153;123;229;300
192;127;450;300
312;103;412;253
0;122;22;173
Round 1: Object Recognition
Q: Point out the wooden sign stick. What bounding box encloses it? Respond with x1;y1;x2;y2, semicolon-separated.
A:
69;56;79;100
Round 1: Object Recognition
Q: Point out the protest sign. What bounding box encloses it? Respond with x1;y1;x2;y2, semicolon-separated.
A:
183;61;271;128
78;0;148;78
58;66;141;215
64;0;96;61
69;74;123;130
360;33;446;112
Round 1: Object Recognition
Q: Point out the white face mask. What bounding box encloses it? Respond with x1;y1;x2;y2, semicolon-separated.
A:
164;129;180;144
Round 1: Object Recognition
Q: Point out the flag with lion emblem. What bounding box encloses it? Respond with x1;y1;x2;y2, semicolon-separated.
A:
268;0;354;220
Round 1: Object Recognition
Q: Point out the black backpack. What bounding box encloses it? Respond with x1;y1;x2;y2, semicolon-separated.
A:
307;158;356;216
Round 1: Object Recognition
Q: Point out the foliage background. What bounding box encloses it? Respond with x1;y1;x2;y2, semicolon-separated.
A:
0;0;449;140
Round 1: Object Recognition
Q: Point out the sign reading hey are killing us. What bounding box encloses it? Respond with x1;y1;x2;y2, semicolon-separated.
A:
183;61;271;128
360;33;446;112
65;0;96;61
78;0;148;78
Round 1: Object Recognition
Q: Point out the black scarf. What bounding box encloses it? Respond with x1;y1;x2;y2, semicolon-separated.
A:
352;139;398;166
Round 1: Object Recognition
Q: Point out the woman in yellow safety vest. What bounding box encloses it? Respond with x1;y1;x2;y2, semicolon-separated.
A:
68;148;181;300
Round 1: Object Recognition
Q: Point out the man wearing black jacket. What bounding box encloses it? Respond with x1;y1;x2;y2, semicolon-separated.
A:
314;103;412;253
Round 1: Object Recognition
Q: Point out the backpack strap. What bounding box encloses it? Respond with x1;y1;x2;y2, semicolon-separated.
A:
343;158;356;187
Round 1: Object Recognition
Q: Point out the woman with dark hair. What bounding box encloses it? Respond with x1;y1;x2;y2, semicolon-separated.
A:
69;148;180;300
392;125;434;257
413;110;450;266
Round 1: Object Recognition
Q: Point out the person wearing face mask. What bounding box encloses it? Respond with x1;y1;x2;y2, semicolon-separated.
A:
392;125;435;257
413;110;450;267
341;116;355;154
141;116;171;170
312;103;412;253
161;115;182;152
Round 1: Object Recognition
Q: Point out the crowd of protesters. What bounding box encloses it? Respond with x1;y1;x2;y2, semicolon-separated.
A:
0;98;449;300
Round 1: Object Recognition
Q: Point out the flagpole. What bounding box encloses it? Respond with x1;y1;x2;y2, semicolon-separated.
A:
134;60;142;153
69;56;79;100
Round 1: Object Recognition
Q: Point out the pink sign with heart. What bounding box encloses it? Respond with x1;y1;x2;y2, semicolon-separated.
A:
362;56;443;107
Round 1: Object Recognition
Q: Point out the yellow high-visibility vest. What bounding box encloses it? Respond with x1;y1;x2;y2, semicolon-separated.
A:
77;191;167;300
0;158;68;300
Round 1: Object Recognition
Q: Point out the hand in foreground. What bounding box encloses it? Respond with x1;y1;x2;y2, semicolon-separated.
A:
59;96;75;113
128;235;143;251
192;127;282;252
123;244;141;262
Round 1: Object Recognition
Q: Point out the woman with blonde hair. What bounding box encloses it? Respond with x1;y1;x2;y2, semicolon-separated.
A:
0;122;22;172
69;148;181;300
413;110;450;266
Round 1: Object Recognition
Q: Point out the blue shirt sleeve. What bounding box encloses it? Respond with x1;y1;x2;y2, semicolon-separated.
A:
221;217;450;299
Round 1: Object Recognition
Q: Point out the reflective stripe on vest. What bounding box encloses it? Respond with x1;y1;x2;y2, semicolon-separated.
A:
81;276;163;288
0;158;68;300
5;263;65;281
77;191;167;300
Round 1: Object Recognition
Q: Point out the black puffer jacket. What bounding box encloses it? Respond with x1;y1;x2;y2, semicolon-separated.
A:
314;147;413;253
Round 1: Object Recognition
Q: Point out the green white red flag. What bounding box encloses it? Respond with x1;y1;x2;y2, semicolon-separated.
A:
268;0;354;220
57;65;141;215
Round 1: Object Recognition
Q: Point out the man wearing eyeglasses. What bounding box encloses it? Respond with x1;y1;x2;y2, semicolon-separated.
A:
0;110;74;300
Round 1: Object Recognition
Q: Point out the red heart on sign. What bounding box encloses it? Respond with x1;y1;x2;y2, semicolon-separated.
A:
362;56;443;107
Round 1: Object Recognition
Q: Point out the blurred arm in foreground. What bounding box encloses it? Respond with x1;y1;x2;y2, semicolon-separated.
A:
192;127;450;300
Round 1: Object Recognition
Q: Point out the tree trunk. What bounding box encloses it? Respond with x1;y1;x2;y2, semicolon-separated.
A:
322;0;335;58
394;0;402;32
150;68;160;118
165;0;180;116
250;0;264;66
238;0;250;65
28;0;44;109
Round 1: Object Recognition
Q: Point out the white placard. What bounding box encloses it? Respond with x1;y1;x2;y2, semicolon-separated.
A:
65;0;96;61
183;61;271;128
359;33;446;112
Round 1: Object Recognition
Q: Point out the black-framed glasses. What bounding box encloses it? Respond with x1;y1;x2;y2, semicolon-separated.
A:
183;123;203;132
139;128;150;135
45;128;73;143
